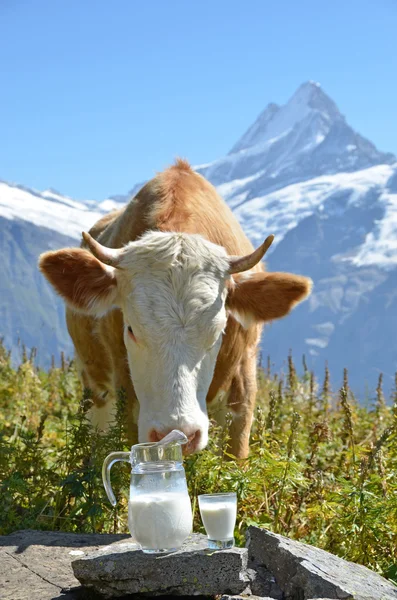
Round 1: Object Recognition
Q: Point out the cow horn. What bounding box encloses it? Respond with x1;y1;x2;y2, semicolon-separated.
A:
229;235;275;274
82;232;123;266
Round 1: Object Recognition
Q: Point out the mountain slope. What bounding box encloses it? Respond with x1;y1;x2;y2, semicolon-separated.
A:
254;165;397;395
0;181;121;238
1;81;396;395
0;217;76;365
0;182;124;364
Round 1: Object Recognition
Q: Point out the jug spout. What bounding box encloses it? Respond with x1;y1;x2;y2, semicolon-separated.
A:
130;429;188;466
156;429;189;447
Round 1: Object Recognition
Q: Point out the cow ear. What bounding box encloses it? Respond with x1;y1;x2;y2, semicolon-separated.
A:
227;272;312;328
39;248;119;316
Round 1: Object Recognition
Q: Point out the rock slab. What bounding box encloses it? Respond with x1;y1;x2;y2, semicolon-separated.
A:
0;529;129;600
72;533;250;598
2;528;397;600
247;525;397;600
220;596;278;600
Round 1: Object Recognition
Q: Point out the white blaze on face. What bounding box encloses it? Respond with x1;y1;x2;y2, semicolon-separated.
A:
117;232;230;451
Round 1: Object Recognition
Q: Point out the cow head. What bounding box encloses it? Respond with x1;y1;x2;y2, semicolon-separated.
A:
39;231;312;453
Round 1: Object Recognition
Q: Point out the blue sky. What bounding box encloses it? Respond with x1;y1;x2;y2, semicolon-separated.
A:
1;0;396;199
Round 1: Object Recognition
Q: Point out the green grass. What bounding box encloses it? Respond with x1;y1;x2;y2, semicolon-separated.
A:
0;340;396;582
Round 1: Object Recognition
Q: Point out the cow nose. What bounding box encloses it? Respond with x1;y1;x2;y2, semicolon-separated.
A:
183;430;201;455
149;429;202;454
149;430;164;443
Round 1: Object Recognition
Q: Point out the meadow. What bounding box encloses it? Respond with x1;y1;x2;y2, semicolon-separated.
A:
0;340;396;583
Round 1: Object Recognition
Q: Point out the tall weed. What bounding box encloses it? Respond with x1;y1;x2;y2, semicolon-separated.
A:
0;341;396;581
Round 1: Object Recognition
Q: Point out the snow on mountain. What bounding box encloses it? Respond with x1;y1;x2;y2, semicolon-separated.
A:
0;181;122;240
232;164;397;268
351;183;397;269
1;80;396;395
0;177;133;245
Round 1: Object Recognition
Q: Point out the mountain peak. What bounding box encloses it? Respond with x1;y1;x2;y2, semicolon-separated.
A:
292;80;321;98
199;81;394;190
294;79;321;93
230;81;342;155
290;81;326;108
290;80;341;120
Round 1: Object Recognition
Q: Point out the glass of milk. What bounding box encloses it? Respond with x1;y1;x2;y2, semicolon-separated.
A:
198;492;237;549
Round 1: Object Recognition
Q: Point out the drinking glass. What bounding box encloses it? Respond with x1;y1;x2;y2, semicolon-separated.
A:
198;492;237;549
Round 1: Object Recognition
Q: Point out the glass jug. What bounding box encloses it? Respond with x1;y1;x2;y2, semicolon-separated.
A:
102;430;193;553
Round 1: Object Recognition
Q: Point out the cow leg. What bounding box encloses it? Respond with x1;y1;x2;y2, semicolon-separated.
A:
77;362;117;432
113;371;139;445
85;383;138;444
88;393;117;431
226;352;258;459
82;366;138;443
104;309;140;445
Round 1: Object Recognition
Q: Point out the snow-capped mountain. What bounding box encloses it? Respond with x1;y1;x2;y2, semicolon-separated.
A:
197;81;394;188
220;164;397;269
1;81;396;396
0;181;122;238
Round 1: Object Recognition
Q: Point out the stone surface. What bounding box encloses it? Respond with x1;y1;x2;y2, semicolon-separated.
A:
220;596;276;600
72;533;250;598
247;526;397;600
0;529;129;600
3;527;397;600
246;561;283;599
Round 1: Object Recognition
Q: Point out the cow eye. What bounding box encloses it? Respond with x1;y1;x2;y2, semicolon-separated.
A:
127;325;136;341
207;339;219;352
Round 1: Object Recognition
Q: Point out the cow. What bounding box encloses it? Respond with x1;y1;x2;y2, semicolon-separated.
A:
39;159;312;457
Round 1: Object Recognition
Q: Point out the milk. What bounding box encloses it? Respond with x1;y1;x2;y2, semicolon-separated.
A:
199;501;237;540
128;492;192;551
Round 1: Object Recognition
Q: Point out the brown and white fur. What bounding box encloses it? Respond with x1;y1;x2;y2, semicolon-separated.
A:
39;160;312;457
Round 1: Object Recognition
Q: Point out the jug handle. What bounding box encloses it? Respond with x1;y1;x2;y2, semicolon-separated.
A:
102;451;130;507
